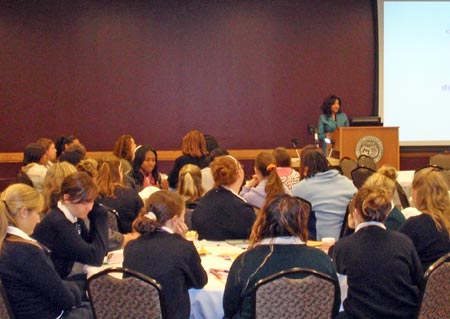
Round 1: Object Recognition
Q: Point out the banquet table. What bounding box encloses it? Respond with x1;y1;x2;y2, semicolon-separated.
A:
86;240;347;319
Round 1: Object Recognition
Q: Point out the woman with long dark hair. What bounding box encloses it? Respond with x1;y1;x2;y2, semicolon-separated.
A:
223;194;339;319
128;145;168;191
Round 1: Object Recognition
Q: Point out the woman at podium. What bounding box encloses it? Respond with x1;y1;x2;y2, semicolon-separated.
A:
317;94;349;154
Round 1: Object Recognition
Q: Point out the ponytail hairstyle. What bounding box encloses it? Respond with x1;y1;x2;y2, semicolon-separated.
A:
177;164;204;202
254;152;285;201
363;166;397;199
354;187;392;223
97;156;123;198
132;191;184;235
0;184;43;251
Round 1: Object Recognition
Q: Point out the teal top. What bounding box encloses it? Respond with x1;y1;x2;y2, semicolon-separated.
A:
385;206;406;231
317;113;349;153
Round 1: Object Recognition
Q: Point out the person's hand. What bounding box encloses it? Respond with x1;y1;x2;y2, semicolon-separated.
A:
245;174;260;188
121;232;140;248
159;179;169;190
175;221;188;237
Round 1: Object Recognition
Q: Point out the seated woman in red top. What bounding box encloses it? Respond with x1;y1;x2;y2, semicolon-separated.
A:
123;190;207;319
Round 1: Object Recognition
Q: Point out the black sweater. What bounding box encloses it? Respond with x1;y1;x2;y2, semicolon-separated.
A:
123;231;207;319
97;187;144;233
333;226;423;319
399;213;450;271
168;154;207;189
191;186;256;240
0;239;82;319
33;202;108;279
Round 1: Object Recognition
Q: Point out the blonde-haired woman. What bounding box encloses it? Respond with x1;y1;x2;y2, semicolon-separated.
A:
333;187;422;319
363;165;406;230
177;164;204;229
399;167;450;270
192;155;256;240
177;164;204;203
168;130;208;189
42;161;77;213
0;184;92;318
240;152;287;209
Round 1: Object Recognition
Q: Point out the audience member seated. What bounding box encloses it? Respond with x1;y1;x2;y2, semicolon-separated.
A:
76;158;98;180
272;146;300;191
42;162;77;214
364;166;406;230
55;135;80;159
201;147;229;193
223;194;340;319
96;156;144;234
0;184;92;319
123;191;207;319
127;145;168;191
33;172;108;282
399;167;450;271
36;137;57;168
240;152;287;209
332;187;423;319
168;130;208;189
192;155;256;240
112;134;136;175
177;164;204;229
292;145;356;240
20;142;48;193
59;143;87;166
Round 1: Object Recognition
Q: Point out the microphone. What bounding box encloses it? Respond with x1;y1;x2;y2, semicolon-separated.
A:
324;137;335;157
291;138;300;159
314;130;319;148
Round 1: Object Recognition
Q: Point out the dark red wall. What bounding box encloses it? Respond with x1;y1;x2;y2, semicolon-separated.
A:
0;0;376;152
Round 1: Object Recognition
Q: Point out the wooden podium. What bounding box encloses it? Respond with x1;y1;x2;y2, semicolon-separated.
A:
329;126;399;170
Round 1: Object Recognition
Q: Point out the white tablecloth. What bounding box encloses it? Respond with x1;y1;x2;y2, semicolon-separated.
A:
86;240;348;318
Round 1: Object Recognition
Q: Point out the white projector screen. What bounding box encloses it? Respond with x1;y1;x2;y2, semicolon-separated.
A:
378;0;450;146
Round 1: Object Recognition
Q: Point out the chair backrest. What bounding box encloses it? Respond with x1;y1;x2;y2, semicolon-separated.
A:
87;267;165;319
430;152;450;170
394;181;410;209
252;267;339;319
98;203;120;232
340;157;358;180
0;280;14;319
351;166;376;189
417;252;450;319
357;154;377;171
